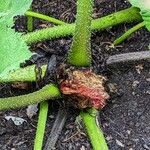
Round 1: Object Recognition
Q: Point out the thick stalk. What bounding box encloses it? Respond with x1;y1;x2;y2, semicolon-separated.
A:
0;65;47;83
25;11;65;25
113;21;145;45
34;101;49;150
22;7;142;45
67;0;93;66
0;84;60;110
0;8;141;83
80;108;108;150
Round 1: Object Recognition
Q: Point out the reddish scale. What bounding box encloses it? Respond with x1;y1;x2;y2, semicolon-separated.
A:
60;69;109;109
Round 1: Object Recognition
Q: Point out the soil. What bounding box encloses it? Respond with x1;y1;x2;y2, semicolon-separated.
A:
0;0;150;150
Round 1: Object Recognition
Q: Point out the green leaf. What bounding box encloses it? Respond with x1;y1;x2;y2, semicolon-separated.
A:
0;0;32;77
129;0;150;30
0;24;32;77
0;0;32;26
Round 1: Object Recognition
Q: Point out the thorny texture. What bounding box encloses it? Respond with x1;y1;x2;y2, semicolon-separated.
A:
60;68;109;109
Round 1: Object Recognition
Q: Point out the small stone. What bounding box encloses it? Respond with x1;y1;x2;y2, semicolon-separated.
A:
26;104;38;119
146;78;150;82
80;145;86;150
135;64;143;74
107;83;118;93
132;81;140;88
116;139;125;147
5;116;27;126
49;115;54;119
126;130;131;135
146;90;150;95
143;144;150;150
106;135;113;141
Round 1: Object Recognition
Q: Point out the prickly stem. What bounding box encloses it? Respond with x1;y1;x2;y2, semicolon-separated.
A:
67;0;94;67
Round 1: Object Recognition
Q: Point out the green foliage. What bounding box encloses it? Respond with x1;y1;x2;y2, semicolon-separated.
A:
0;0;32;77
0;25;32;77
0;0;32;26
129;0;150;30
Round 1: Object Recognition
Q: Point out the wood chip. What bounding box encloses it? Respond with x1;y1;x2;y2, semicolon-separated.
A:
106;51;150;66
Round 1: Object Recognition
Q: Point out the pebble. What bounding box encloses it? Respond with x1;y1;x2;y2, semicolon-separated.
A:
146;90;150;95
126;130;131;135
146;78;150;82
80;145;86;150
106;135;113;141
26;104;38;119
143;144;150;150
116;139;125;147
5;116;27;126
132;80;140;87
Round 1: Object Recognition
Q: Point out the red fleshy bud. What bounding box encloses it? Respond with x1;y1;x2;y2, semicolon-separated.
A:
60;69;109;109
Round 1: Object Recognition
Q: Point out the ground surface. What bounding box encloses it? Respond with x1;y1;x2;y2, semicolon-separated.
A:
0;0;150;150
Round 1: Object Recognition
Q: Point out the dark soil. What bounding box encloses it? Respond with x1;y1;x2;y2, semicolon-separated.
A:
0;0;150;150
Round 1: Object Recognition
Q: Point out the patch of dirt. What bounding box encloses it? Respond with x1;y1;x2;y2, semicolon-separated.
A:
0;0;150;150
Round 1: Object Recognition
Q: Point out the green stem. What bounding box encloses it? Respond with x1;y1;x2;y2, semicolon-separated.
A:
0;84;60;110
113;21;145;45
1;8;141;83
25;11;65;25
67;0;93;66
26;11;65;150
34;101;49;150
22;7;142;45
27;8;34;32
0;65;47;83
80;108;108;150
